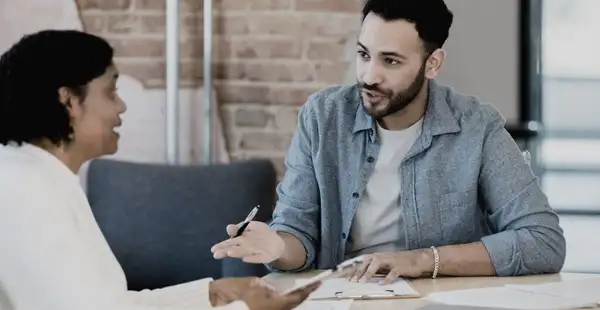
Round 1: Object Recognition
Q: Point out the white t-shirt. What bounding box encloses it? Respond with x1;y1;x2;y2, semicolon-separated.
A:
347;118;423;257
0;143;248;310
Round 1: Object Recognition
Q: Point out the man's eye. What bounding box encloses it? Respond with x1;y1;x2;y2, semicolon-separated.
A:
385;58;400;65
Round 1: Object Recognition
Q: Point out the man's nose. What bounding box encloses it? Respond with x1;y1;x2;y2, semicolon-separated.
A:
362;62;384;86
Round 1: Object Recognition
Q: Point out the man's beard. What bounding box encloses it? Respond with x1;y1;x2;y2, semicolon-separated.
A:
358;61;427;119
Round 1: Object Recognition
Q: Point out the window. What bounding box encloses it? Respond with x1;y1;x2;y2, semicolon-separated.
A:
530;0;600;213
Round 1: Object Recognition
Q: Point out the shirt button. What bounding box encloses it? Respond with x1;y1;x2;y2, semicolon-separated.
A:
342;232;347;239
367;156;374;163
352;192;359;198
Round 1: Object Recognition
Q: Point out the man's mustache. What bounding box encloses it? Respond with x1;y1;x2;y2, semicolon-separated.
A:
358;82;391;97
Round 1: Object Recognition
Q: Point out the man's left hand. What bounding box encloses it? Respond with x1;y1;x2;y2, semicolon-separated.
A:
348;250;432;285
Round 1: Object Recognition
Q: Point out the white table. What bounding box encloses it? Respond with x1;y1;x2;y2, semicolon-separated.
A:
264;271;599;309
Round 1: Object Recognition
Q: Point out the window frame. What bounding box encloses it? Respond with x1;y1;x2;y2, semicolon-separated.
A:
523;0;600;215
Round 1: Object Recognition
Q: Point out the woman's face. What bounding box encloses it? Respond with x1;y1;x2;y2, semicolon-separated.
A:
65;64;126;160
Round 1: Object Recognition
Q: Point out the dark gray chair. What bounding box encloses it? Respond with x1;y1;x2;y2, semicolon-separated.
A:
86;158;277;291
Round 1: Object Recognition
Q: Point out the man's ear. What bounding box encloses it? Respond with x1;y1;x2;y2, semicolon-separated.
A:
425;48;446;79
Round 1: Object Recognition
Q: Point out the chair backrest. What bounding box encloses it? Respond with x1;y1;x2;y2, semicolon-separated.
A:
86;158;276;290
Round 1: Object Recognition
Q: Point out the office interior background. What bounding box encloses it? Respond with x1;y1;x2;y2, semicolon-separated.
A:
1;0;598;278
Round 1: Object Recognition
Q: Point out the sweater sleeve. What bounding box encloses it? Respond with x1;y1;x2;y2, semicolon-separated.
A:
123;279;249;310
0;172;248;310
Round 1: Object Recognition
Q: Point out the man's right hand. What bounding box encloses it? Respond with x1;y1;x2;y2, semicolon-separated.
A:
210;221;286;264
242;282;320;310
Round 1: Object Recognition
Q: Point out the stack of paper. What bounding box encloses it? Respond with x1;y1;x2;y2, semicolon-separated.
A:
506;278;600;304
426;278;600;310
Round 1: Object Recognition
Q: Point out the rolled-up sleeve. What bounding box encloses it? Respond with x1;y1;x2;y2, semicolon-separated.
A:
479;110;566;276
267;101;320;273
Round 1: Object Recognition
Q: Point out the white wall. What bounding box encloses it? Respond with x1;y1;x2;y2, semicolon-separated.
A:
438;0;520;123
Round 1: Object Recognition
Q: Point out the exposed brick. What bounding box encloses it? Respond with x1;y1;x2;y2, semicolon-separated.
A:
80;14;106;33
115;59;165;81
307;41;346;61
269;86;322;106
216;14;249;35
78;0;131;10
221;109;240;151
134;14;201;36
134;0;203;10
314;62;349;84
218;0;292;10
245;154;287;177
302;14;360;37
216;84;271;103
234;108;271;128
180;61;203;81
105;14;140;34
247;14;301;35
295;0;362;12
221;62;314;83
239;132;292;151
139;14;164;33
231;39;302;59
180;38;203;58
272;107;299;131
212;38;233;62
109;38;165;57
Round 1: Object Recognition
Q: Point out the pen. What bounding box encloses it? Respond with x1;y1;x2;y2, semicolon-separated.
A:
231;205;260;239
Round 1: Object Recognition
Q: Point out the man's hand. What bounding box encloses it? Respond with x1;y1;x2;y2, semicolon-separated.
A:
211;221;286;264
209;277;276;306
348;250;432;284
242;282;321;310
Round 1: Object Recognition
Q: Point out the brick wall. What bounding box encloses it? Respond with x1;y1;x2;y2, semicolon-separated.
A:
76;0;362;177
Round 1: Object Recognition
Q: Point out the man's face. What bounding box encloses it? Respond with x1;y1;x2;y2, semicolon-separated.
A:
356;12;429;119
68;64;126;157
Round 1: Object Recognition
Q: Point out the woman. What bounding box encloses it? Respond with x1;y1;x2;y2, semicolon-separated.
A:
0;30;318;310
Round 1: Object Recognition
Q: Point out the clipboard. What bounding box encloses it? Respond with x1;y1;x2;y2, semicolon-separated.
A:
282;255;366;295
299;276;421;301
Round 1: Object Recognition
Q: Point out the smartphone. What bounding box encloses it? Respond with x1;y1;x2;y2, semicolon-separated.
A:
281;255;365;295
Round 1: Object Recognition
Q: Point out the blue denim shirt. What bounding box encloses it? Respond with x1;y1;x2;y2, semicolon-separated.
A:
268;80;566;276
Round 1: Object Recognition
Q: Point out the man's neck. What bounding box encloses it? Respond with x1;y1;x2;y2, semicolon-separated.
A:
379;85;428;131
32;140;86;174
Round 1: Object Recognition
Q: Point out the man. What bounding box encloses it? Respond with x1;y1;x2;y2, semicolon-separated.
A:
0;29;317;310
211;0;566;283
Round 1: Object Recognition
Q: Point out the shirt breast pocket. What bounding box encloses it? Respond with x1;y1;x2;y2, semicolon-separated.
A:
436;188;483;244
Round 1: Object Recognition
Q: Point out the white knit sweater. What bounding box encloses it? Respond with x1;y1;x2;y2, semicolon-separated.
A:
0;143;248;310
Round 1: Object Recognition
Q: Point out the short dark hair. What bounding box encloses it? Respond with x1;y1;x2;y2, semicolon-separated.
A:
362;0;454;54
0;29;114;146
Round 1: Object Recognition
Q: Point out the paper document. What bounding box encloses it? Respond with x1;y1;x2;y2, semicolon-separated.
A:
426;286;599;310
296;277;420;300
506;278;600;303
294;299;353;310
418;305;527;310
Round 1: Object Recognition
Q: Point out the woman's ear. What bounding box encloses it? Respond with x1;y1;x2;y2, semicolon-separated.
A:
58;87;83;119
58;86;72;108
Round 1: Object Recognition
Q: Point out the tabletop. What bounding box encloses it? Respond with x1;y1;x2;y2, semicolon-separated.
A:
264;271;600;310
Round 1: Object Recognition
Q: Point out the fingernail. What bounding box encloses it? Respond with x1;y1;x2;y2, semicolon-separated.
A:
359;277;367;283
350;277;357;282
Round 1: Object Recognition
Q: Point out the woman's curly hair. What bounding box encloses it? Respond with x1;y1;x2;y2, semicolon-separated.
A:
0;30;114;146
